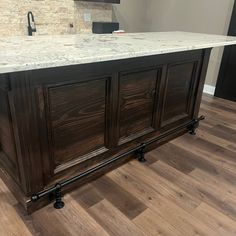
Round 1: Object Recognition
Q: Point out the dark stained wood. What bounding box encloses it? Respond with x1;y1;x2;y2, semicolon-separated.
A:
0;49;212;212
0;94;236;235
47;78;111;172
161;61;198;128
0;84;19;182
118;68;160;144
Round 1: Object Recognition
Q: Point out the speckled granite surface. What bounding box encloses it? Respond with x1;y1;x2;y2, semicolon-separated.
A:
1;31;236;74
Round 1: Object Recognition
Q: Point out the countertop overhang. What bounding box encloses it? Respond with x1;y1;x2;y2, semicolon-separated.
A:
1;31;236;74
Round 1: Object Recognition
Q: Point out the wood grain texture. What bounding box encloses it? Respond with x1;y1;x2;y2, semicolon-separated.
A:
48;78;110;171
0;87;19;182
118;68;160;144
161;61;198;128
0;94;236;235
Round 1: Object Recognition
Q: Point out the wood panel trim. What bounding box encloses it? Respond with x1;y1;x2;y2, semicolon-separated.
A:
116;67;162;146
43;76;113;175
160;60;201;130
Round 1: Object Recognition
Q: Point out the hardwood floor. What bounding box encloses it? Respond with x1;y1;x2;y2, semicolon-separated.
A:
1;94;236;236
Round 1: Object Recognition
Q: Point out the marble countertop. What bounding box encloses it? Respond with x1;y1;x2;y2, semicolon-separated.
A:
1;31;236;74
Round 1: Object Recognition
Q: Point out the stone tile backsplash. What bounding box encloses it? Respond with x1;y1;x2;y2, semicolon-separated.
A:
0;1;112;36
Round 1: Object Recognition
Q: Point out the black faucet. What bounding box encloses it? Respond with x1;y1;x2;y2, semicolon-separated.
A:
27;11;36;36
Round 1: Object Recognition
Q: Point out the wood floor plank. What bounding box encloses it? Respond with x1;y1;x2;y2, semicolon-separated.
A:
133;208;182;236
149;145;195;174
0;180;32;236
161;142;236;187
197;128;236;152
193;203;236;236
200;104;236;124
92;176;147;220
88;199;146;236
151;160;236;221
208;124;236;142
26;207;73;236
189;168;236;197
203;94;236;111
172;135;236;173
108;163;217;236
119;161;201;212
172;138;236;187
200;107;236;128
70;183;104;209
60;195;109;236
30;195;109;236
200;115;236;130
202;99;236;114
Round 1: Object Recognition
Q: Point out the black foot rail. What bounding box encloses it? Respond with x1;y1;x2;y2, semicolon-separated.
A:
30;116;205;209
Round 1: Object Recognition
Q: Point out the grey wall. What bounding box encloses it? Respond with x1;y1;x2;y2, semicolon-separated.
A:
113;0;235;87
146;0;235;87
112;0;147;32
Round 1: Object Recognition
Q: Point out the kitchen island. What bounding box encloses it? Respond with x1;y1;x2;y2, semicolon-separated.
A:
1;32;236;212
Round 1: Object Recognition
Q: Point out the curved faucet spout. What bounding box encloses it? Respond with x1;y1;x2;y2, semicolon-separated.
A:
27;11;36;36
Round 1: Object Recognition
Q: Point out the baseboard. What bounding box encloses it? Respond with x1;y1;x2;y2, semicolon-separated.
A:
203;84;216;95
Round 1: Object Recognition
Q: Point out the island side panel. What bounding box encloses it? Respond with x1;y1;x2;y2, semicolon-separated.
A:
0;74;20;183
9;72;45;195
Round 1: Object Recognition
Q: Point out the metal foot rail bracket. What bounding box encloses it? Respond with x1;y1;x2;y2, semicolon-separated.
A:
30;116;205;209
187;115;205;135
136;143;147;162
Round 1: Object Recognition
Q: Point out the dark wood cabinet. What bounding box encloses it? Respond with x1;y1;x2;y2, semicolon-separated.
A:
0;48;211;212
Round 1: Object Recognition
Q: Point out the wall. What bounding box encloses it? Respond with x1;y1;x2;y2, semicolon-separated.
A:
145;0;235;87
0;1;112;36
112;0;147;32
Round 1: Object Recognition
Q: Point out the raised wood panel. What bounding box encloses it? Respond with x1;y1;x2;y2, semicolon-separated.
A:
46;78;111;172
118;69;160;144
161;61;198;128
